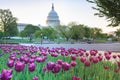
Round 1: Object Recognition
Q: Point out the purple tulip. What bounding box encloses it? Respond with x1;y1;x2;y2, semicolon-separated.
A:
84;61;90;67
51;53;58;57
31;55;36;59
90;50;97;56
42;52;48;56
92;57;99;63
79;52;84;56
113;55;117;59
80;57;86;63
105;54;111;60
24;57;29;64
32;76;39;80
52;64;61;73
47;62;55;70
62;62;71;71
36;57;43;63
28;63;36;72
7;60;14;68
57;59;63;65
104;65;109;69
70;61;77;67
118;54;120;58
15;60;25;72
85;52;89;56
117;61;120;68
71;55;76;61
0;69;12;80
9;56;16;61
20;56;24;61
43;66;47;72
98;55;103;61
72;76;82;80
114;68;119;73
29;58;35;63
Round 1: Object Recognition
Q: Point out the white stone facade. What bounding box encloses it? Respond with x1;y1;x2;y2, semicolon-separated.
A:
46;3;60;27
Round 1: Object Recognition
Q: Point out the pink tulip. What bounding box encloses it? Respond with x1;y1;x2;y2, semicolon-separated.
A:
15;60;25;72
80;57;86;63
117;61;120;68
84;61;90;67
32;76;39;80
28;63;36;72
62;62;71;71
57;59;63;65
71;55;76;61
0;69;12;80
47;62;55;70
104;65;109;69
7;60;14;68
52;64;61;73
70;61;77;67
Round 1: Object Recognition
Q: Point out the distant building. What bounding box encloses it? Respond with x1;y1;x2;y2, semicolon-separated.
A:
17;23;28;32
18;3;60;32
46;3;60;27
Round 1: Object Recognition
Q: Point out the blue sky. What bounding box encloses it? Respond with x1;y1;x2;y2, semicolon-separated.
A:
0;0;119;33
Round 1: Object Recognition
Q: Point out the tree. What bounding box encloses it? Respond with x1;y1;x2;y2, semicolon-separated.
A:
55;25;72;41
83;26;92;38
19;24;40;42
0;31;3;39
19;30;26;38
0;9;18;37
87;0;120;26
41;27;57;40
34;30;42;38
115;28;120;39
70;24;85;41
20;24;40;37
90;27;102;39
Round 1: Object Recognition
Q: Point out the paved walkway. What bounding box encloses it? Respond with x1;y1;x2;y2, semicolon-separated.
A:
20;43;120;52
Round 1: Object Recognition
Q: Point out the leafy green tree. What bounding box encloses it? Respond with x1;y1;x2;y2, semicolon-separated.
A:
70;24;85;41
41;27;57;40
0;9;18;37
91;27;102;39
99;33;108;39
34;30;42;38
87;0;120;26
0;31;3;39
21;24;40;37
115;28;120;39
19;30;26;37
84;26;92;38
55;25;72;41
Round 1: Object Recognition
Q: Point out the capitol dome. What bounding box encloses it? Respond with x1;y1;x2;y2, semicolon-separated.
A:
46;3;60;27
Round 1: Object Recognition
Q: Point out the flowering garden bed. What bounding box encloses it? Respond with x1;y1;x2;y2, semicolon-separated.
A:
0;44;120;80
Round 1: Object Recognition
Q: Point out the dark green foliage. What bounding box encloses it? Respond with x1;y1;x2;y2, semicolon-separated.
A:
0;31;3;39
70;24;85;40
115;28;120;38
19;24;40;37
34;30;42;38
41;27;57;40
87;0;120;26
0;9;18;36
55;25;72;41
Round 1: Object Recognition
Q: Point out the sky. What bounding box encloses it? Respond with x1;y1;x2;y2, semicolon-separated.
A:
0;0;119;33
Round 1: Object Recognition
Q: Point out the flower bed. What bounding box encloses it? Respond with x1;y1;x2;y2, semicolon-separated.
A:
0;44;120;80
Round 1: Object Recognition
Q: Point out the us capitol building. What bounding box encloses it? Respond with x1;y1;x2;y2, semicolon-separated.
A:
17;3;60;32
46;3;60;27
